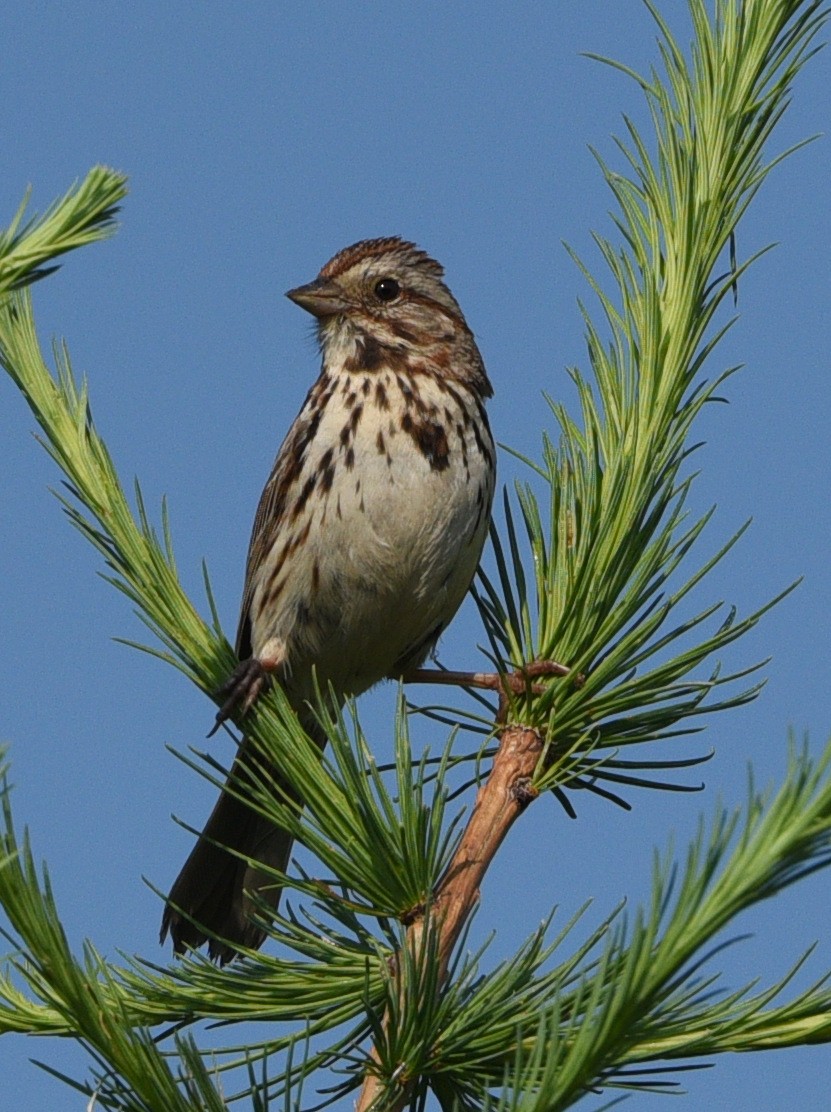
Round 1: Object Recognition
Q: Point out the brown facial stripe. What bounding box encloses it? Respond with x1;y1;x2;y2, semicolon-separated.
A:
388;320;420;345
398;289;468;336
357;334;385;370
343;333;411;375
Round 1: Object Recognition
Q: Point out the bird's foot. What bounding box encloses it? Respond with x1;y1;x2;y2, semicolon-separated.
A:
404;659;585;721
404;659;583;692
208;658;273;737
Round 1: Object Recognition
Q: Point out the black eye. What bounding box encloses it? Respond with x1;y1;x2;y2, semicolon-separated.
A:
374;277;400;302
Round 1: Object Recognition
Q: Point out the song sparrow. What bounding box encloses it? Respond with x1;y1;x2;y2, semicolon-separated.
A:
161;237;495;963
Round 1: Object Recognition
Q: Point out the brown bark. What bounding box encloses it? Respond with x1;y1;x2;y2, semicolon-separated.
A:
355;724;543;1111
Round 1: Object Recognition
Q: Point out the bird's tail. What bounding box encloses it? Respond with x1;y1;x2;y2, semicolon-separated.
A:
161;719;323;964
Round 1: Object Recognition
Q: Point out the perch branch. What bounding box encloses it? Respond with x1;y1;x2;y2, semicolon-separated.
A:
356;723;543;1111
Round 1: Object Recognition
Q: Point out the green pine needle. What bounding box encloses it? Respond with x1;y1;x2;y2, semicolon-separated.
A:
0;4;829;1109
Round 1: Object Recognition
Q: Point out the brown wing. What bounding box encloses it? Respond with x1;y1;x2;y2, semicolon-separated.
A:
234;468;285;659
234;373;334;659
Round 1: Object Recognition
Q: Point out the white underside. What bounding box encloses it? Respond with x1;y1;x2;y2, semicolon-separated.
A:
249;369;493;704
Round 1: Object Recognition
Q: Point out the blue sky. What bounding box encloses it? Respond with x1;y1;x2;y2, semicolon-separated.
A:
1;3;830;1108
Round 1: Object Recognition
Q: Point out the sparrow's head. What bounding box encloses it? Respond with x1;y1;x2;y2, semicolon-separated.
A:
286;237;490;396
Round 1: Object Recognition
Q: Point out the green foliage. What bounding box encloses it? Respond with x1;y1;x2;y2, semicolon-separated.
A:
4;737;831;1108
475;0;827;802
0;4;830;1109
0;167;125;296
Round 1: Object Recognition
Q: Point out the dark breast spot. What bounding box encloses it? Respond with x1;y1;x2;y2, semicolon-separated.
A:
279;396;324;494
444;381;468;417
395;374;414;403
455;421;470;475
397;374;429;415
318;447;336;493
343;332;411;375
264;571;286;609
291;518;312;554
340;403;364;448
470;477;492;536
471;400;495;467
376;428;392;462
361;334;386;370
292;473;317;519
401;412;451;472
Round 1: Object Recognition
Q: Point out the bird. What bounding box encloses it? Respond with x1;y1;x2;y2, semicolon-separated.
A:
161;237;495;963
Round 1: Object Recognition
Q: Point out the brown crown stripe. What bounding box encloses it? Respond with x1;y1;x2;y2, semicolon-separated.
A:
319;236;444;281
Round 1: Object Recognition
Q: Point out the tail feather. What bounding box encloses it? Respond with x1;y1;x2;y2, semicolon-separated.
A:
161;720;323;964
161;769;293;963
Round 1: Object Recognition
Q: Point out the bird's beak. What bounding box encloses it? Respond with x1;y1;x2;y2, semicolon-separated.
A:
285;278;348;318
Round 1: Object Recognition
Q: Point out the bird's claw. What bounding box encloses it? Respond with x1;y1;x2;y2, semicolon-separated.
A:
208;658;272;737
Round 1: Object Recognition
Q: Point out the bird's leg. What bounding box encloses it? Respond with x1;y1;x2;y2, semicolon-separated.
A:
209;638;289;736
404;659;580;693
208;645;287;738
404;660;585;720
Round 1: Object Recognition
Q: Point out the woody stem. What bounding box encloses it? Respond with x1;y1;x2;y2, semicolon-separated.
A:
355;724;543;1112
